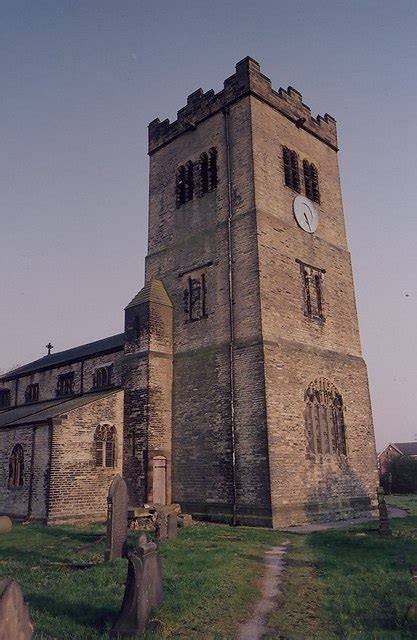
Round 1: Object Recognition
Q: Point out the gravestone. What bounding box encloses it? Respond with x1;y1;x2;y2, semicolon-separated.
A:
0;578;35;640
167;513;177;540
105;475;128;561
377;486;391;536
0;516;12;535
111;539;163;637
178;513;193;528
155;513;168;543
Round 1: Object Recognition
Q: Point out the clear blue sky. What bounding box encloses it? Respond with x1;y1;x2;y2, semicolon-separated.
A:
1;1;416;449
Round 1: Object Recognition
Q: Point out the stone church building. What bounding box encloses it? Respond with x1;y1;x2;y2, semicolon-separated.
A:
0;58;379;527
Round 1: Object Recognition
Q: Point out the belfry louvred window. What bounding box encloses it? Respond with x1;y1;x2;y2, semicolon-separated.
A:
176;162;194;207
94;424;116;468
283;146;300;192
200;147;218;196
303;160;320;204
304;379;347;456
9;444;24;486
208;147;218;190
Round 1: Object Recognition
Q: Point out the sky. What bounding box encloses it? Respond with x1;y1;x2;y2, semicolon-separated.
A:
1;1;416;449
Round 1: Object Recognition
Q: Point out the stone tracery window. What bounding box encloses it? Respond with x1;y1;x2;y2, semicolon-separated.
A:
94;424;117;468
9;444;24;487
93;365;113;389
56;372;74;397
25;383;39;403
298;260;325;322
304;379;346;456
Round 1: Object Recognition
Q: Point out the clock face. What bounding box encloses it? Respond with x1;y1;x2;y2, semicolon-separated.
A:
293;195;319;233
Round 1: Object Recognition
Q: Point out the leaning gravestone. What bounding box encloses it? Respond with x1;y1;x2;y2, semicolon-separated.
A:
377;486;391;536
105;475;128;561
0;578;35;640
0;516;12;535
167;513;177;540
111;538;163;636
155;513;168;543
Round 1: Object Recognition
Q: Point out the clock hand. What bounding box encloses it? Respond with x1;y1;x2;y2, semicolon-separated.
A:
304;212;312;231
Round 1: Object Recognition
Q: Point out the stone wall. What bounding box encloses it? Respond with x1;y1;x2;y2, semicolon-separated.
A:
47;391;124;523
0;423;50;520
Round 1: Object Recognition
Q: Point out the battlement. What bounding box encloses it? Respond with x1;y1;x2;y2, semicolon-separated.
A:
148;57;338;153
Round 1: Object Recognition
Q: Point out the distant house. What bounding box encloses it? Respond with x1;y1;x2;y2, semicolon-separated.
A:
378;442;417;476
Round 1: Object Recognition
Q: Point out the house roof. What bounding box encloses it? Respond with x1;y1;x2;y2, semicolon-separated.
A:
378;442;417;458
1;334;124;381
393;442;417;456
0;389;121;428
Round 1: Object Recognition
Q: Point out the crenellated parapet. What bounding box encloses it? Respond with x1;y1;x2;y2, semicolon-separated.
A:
148;56;338;153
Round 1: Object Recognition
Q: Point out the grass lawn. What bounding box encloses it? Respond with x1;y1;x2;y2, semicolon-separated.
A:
2;499;417;639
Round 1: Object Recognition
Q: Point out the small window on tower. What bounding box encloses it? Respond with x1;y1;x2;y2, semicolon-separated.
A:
283;146;300;192
298;261;325;322
303;160;320;204
200;152;209;195
185;161;194;202
183;274;208;322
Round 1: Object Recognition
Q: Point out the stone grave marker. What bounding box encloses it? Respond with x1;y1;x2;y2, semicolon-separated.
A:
0;516;12;535
377;486;391;536
0;578;35;640
111;538;163;636
155;513;168;543
167;513;177;540
105;475;128;561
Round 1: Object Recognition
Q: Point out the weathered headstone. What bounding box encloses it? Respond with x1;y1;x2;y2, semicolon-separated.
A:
111;539;163;637
167;513;177;540
377;486;391;536
0;516;12;535
105;475;128;561
178;513;193;528
0;578;35;640
155;513;168;543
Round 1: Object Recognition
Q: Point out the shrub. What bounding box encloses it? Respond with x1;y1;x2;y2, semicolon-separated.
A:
389;455;417;493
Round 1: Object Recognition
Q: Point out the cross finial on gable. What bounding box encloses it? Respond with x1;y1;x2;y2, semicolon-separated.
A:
46;342;54;356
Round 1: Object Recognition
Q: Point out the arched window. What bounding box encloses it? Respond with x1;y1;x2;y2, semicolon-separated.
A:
303;160;320;204
9;444;24;486
185;161;194;202
208;147;218;191
176;165;186;207
200;152;209;195
304;379;346;456
283;146;300;192
94;424;116;468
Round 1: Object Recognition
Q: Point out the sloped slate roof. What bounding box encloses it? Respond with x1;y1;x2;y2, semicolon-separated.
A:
1;334;124;380
0;389;120;428
125;280;172;309
393;442;417;456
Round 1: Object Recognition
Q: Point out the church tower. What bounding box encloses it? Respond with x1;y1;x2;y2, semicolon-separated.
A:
143;57;378;527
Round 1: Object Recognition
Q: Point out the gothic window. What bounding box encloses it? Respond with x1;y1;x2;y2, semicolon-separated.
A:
94;424;116;468
304;379;346;456
299;261;325;322
8;444;24;487
185;161;194;202
208;147;218;191
200;147;218;196
0;389;11;408
93;365;113;389
283;146;300;192
25;383;39;403
176;165;186;207
303;160;320;204
183;274;207;322
56;372;74;397
200;152;209;195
